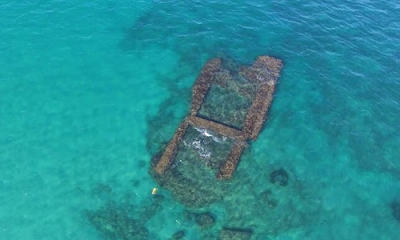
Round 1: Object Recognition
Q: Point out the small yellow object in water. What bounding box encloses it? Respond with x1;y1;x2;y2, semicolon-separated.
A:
152;187;157;195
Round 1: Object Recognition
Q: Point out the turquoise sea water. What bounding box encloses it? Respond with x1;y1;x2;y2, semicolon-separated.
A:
1;1;400;239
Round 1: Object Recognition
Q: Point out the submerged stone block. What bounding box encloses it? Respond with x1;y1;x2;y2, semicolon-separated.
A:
219;227;253;240
191;58;222;115
171;230;185;240
155;120;190;174
217;140;247;179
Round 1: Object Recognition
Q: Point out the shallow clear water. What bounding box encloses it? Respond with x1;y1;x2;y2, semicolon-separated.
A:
1;1;400;239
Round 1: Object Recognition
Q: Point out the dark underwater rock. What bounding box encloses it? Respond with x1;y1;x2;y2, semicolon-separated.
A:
150;166;223;208
391;201;400;222
270;168;289;186
260;189;272;199
87;208;148;240
259;189;278;209
171;230;185;240
86;194;164;240
194;212;216;228
267;198;278;208
220;227;253;240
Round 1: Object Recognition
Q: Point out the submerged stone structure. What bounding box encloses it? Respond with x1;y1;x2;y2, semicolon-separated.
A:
153;56;282;181
153;55;283;180
220;227;253;240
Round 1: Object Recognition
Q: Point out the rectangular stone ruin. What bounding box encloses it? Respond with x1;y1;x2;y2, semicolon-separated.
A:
154;56;283;179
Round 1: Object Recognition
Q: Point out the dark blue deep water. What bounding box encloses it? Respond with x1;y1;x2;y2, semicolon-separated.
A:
1;1;400;239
